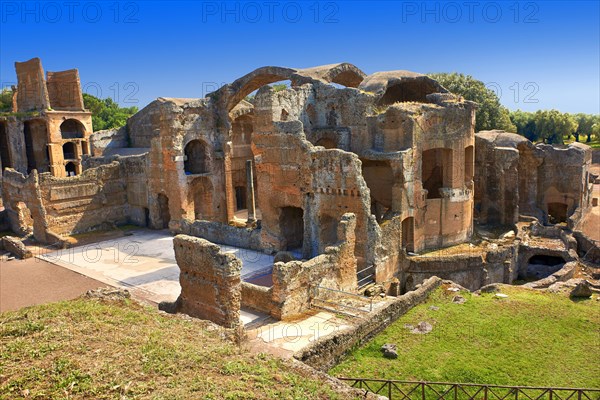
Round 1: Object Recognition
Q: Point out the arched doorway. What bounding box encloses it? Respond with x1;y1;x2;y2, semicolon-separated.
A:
65;162;77;176
402;217;415;253
184;140;208;174
60;119;85;139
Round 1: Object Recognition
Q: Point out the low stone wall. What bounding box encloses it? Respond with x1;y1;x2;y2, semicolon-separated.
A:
1;236;32;259
516;242;575;279
406;254;491;291
295;276;443;371
241;282;274;314
172;234;242;328
176;219;262;251
592;149;600;164
523;261;577;289
573;230;600;264
272;213;358;320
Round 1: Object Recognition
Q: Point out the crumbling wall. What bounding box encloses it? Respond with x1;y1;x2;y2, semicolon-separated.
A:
1;169;49;242
38;162;130;234
1;236;32;259
253;87;375;267
173;234;242;328
90;127;129;156
15;58;49;112
295;276;442;371
271;213;358;320
241;282;274;314
176;218;262;250
475;131;593;227
46;69;85;111
536;142;593;227
130;98;227;229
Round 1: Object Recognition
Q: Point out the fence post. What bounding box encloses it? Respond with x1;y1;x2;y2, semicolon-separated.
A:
421;382;425;400
388;380;392;400
484;386;488;400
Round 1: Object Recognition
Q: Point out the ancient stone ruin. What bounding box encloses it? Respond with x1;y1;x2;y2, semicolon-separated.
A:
1;58;597;326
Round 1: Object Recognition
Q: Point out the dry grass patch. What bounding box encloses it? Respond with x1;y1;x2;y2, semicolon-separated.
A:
0;297;356;399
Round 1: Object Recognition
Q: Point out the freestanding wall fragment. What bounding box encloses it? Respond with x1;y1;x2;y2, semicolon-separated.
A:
173;234;242;328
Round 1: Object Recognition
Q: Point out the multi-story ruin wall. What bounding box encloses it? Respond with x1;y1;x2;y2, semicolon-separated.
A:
475;130;593;228
2;59;596;319
1;58;92;178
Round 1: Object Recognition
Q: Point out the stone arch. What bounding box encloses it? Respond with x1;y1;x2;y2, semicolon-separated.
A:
359;73;447;106
221;66;297;111
299;63;366;87
184;139;209;174
326;66;365;88
378;78;442;105
60;119;85;139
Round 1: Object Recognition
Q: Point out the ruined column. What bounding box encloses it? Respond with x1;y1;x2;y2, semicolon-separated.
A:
246;159;256;223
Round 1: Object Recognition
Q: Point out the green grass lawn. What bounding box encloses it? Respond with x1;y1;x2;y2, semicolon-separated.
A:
330;286;600;388
0;297;357;400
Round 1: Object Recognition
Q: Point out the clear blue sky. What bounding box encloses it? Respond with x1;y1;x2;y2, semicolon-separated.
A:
1;1;599;114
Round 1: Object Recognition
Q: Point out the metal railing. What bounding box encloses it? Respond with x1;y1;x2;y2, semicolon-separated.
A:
337;378;600;400
357;264;376;289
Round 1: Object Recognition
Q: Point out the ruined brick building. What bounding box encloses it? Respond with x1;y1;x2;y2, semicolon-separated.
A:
1;58;596;321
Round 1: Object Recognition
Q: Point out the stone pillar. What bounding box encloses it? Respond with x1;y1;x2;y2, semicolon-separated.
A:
246;159;256;223
223;143;235;222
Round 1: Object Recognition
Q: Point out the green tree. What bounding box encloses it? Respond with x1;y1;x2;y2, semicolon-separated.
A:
83;93;138;131
510;110;538;141
0;88;13;111
572;113;600;143
428;72;516;132
533;110;577;145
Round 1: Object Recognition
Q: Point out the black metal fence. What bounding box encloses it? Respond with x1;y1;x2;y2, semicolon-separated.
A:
337;378;600;400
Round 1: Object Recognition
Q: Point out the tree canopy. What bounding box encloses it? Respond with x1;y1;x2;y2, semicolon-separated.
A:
510;109;599;144
428;72;516;132
0;88;13;111
83;93;138;131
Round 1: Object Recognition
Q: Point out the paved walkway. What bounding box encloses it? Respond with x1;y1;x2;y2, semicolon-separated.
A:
38;229;274;325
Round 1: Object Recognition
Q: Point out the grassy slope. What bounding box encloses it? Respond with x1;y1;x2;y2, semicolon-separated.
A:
331;286;600;388
0;298;356;400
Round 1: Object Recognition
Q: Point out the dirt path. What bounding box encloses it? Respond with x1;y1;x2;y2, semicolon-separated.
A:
0;257;106;313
